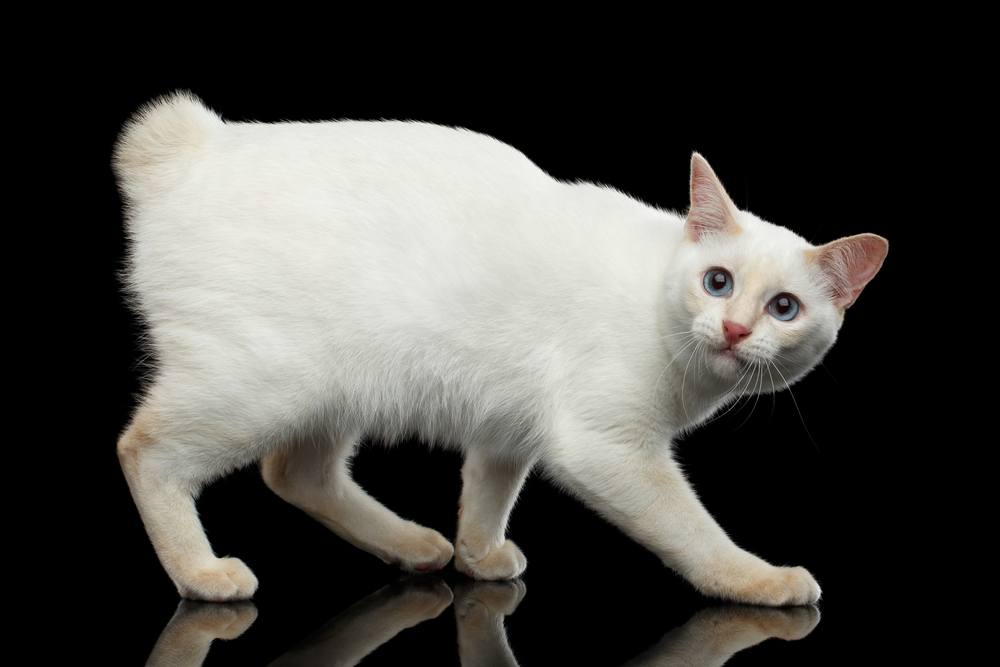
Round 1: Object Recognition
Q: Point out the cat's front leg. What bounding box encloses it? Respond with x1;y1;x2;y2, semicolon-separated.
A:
540;426;820;606
454;447;534;580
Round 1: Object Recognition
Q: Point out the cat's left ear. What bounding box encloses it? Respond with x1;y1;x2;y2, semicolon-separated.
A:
686;152;742;242
807;233;889;309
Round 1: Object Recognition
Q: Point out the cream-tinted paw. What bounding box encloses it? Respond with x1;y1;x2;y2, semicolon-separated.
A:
173;601;259;639
455;539;527;580
387;523;455;573
728;566;821;607
177;557;259;601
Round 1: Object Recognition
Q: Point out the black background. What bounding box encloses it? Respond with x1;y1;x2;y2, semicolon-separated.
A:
60;59;946;664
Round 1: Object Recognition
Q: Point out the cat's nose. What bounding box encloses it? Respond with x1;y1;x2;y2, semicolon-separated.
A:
722;320;752;347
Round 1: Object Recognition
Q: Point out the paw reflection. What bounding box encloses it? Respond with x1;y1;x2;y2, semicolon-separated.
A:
146;601;257;666
270;578;453;666
144;577;820;665
455;580;527;667
622;605;821;666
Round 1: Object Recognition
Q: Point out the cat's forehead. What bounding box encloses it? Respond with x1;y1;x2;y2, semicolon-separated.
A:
738;212;813;249
700;213;819;289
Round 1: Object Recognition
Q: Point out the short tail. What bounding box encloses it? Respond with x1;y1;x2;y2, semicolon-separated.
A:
112;91;222;200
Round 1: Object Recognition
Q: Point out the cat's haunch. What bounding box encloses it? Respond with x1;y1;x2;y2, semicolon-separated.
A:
115;92;886;605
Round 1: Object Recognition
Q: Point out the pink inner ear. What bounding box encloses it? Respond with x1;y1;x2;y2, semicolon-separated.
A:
686;153;739;241
813;233;889;308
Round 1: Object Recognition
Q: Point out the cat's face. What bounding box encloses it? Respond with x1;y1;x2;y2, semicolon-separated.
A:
667;154;888;394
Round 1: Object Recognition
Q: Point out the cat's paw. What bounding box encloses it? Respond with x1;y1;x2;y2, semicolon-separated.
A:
726;565;821;607
387;523;455;573
177;557;259;601
455;539;527;580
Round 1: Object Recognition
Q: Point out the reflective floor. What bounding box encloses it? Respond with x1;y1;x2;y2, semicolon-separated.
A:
140;576;821;666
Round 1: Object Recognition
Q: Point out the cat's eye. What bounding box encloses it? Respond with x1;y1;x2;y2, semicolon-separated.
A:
703;268;733;297
767;293;800;321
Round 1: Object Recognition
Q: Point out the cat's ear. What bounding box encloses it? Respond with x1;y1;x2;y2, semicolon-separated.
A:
686;152;741;242
807;233;889;309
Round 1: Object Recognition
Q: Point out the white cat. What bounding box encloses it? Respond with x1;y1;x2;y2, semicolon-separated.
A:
114;92;887;605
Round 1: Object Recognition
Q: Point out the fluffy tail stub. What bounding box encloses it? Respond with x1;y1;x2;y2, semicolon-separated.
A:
113;91;222;200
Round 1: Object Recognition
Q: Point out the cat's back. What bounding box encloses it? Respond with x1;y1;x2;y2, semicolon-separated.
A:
113;91;553;215
113;93;584;310
113;93;668;315
114;93;676;331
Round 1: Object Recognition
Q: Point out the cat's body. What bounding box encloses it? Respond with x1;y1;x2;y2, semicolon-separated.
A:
115;93;887;605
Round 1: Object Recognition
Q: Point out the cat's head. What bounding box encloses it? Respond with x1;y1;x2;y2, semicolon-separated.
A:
667;153;888;393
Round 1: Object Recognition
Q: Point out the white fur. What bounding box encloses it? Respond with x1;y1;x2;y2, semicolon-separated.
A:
115;92;886;604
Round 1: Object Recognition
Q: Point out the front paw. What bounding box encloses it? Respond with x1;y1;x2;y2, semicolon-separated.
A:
176;557;259;601
729;566;821;606
455;539;527;580
385;523;455;573
695;562;821;607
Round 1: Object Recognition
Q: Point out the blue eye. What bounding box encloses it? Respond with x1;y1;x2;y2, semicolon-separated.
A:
768;293;800;321
703;268;733;297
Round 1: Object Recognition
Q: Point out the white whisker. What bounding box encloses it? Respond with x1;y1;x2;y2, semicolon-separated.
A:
735;359;764;430
771;359;821;453
701;360;757;426
651;334;700;400
680;339;705;423
765;358;777;419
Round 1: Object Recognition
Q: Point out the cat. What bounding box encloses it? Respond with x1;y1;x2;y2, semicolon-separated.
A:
114;92;887;605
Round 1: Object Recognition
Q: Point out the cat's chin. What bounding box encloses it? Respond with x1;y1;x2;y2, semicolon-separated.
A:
707;348;747;378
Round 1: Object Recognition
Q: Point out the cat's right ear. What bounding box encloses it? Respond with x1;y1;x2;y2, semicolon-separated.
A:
686;153;742;242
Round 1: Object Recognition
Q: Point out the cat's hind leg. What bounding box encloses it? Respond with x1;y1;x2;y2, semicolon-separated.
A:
261;433;454;573
454;448;534;580
118;405;259;601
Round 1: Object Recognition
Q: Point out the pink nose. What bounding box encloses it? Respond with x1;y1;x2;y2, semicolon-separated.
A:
722;320;751;347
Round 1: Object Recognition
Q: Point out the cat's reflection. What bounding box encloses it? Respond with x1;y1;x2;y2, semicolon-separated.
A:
621;605;820;667
454;580;526;667
146;578;820;666
145;600;257;666
270;578;453;666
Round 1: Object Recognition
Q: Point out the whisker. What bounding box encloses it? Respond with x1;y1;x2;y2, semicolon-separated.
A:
661;329;699;340
818;360;840;385
680;339;704;423
651;335;700;400
771;360;821;453
765;358;777;420
735;359;764;430
728;361;754;428
701;361;757;426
